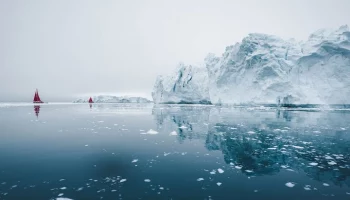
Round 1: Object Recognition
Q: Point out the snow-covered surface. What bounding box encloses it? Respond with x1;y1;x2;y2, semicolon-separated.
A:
153;25;350;104
73;95;152;103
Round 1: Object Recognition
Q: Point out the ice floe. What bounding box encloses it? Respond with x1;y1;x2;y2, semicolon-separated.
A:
169;131;178;136
216;182;222;186
285;182;295;188
217;168;224;173
120;179;127;183
144;179;151;182
197;178;204;181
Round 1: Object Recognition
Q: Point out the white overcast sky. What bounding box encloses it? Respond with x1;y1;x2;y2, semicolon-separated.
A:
0;0;349;101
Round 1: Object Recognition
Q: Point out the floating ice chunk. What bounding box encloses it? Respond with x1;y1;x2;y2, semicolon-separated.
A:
76;187;83;191
325;156;333;160
147;129;158;134
218;168;224;173
292;146;304;149
179;126;187;129
144;179;151;182
285;182;295;188
56;198;73;200
247;131;255;134
230;127;237;130
328;161;337;165
340;127;346;130
216;182;222;186
304;185;311;190
164;152;171;156
84;145;88;147
267;148;277;150
159;187;164;190
309;162;318;166
281;165;288;169
346;192;350;195
120;179;127;183
323;183;330;186
60;187;67;190
131;159;138;163
313;131;321;133
59;179;65;181
58;193;64;197
210;170;216;175
97;121;104;123
235;166;242;169
169;131;177;136
245;170;253;173
197;178;204;181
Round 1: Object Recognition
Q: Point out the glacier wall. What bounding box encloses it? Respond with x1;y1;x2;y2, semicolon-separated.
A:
152;63;210;104
153;25;350;105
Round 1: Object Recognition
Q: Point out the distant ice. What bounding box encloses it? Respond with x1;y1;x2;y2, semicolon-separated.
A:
56;198;73;200
197;178;204;181
247;131;255;134
60;187;67;190
179;126;187;129
216;182;222;186
58;193;64;197
218;168;224;173
131;159;138;163
235;166;242;169
323;183;330;186
144;179;151;182
120;179;127;183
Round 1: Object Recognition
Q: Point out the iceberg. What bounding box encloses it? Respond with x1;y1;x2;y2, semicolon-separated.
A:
153;25;350;105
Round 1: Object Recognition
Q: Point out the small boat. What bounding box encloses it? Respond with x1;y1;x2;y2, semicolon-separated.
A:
88;97;94;103
33;89;44;103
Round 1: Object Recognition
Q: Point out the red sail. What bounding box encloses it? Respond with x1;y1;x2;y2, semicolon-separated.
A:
88;97;94;103
33;89;43;103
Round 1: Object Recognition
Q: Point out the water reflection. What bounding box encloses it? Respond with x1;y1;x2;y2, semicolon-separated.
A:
152;105;350;187
34;105;40;118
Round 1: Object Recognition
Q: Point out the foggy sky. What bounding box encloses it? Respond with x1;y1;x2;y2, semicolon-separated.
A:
1;0;350;102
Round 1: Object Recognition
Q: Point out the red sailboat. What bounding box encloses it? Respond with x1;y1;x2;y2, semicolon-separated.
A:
88;97;94;103
33;89;44;103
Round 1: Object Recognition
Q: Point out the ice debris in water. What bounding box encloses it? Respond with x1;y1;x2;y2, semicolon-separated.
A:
217;182;222;186
120;179;127;183
144;179;151;182
323;183;330;186
325;156;333;160
309;162;318;166
304;185;311;190
179;125;187;129
58;193;64;197
60;187;67;190
169;131;178;136
245;170;253;173
197;178;204;181
247;131;255;134
210;170;216;174
285;182;295;188
328;161;337;165
84;145;88;147
56;198;73;200
131;159;138;163
235;166;242;169
218;168;224;173
76;187;83;191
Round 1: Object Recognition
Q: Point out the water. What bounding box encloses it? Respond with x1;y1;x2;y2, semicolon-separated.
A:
0;103;349;200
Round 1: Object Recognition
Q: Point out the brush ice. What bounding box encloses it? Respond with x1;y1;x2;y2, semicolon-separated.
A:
147;129;158;134
144;179;151;182
131;159;138;163
217;168;224;173
197;178;204;181
328;161;337;165
309;162;318;166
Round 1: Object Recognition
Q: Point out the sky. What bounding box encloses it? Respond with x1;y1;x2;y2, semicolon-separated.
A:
1;0;350;102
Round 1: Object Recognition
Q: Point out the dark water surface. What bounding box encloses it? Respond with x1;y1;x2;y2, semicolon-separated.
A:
0;103;349;200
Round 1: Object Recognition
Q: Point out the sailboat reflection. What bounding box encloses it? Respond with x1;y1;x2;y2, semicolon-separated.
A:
34;105;40;118
89;103;92;109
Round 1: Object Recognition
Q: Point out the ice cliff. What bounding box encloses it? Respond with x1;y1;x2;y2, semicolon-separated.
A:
152;63;211;104
153;25;350;105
